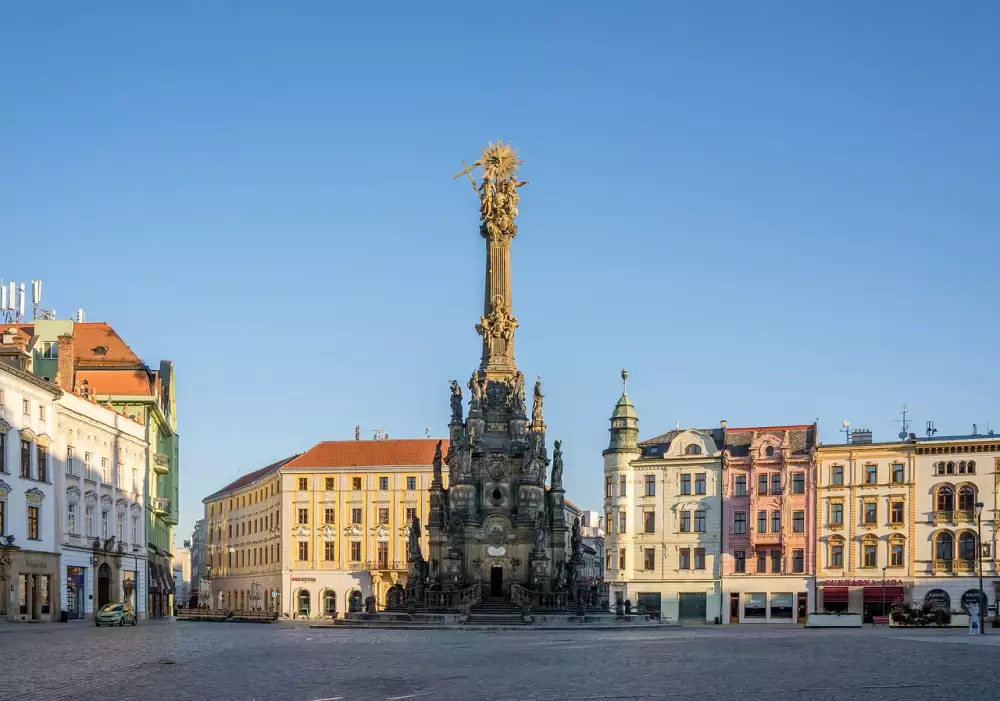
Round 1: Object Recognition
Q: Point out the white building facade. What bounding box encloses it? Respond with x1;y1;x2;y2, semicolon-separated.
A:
0;334;62;622
913;434;998;618
56;391;148;620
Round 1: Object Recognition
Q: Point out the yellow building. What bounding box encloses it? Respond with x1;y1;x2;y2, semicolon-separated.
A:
815;436;916;620
202;439;446;618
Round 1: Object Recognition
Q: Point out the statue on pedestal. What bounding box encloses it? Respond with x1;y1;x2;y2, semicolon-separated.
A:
533;510;547;553
432;441;443;486
551;440;564;488
532;377;544;425
449;380;463;422
408;515;423;563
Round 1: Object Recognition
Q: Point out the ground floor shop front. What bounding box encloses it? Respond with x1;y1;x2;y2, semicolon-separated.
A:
611;580;722;623
912;578;999;618
60;548;147;621
723;576;813;624
0;548;61;622
816;578;911;623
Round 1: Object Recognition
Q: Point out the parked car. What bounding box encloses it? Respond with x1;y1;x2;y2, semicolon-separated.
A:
95;603;137;627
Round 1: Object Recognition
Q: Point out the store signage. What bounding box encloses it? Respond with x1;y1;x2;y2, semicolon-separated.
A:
24;559;49;570
290;577;316;582
820;579;904;587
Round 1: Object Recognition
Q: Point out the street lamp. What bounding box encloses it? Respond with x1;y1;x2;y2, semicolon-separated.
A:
882;565;888;623
975;502;985;635
131;546;140;612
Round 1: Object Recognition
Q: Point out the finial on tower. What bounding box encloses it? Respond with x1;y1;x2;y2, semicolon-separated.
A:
621;368;629;395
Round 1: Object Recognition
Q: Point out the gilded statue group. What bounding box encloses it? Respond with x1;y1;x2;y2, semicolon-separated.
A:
455;140;529;242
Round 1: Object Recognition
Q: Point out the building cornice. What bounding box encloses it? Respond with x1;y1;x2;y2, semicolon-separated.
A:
0;362;62;397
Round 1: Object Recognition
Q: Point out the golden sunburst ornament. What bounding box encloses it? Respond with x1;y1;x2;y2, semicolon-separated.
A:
478;140;522;181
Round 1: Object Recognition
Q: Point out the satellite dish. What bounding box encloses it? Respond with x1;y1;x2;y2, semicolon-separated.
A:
898;431;908;440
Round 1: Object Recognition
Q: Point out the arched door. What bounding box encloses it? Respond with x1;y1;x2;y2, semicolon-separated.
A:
348;590;362;612
97;564;111;609
323;590;337;617
297;589;311;617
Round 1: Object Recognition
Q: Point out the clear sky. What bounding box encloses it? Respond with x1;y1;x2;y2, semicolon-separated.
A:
5;2;998;546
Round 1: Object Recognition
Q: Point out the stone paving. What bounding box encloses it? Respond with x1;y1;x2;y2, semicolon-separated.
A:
1;621;998;701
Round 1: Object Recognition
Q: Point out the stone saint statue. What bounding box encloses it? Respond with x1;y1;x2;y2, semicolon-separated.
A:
449;380;463;422
408;515;422;562
533;509;547;553
551;440;564;488
571;516;582;559
468;370;485;409
511;371;526;415
531;378;544;425
432;440;443;485
448;514;464;552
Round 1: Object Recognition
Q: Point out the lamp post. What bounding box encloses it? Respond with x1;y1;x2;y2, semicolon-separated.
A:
131;546;140;613
882;566;888;623
975;502;985;635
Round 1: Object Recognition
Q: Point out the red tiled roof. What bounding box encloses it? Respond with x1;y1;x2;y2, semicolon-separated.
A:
77;369;154;396
204;455;300;501
726;424;815;433
285;439;448;469
72;322;142;364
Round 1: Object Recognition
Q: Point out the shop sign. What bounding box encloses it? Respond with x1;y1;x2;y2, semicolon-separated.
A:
24;559;49;571
820;579;904;587
961;589;986;612
291;577;316;582
924;589;950;610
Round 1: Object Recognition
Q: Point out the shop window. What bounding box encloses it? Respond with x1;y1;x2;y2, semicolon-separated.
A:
770;593;794;619
744;593;767;618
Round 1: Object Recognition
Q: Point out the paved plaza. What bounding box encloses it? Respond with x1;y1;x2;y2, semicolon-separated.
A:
1;621;997;701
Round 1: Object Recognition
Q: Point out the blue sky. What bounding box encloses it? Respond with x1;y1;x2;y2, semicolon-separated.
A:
4;2;998;545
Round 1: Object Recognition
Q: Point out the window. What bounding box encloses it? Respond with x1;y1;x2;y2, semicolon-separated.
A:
298;477;308;491
864;465;877;484
734;475;746;496
757;474;768;496
325;477;335;491
936;486;954;512
771;511;781;532
42;341;58;359
20;440;30;478
771;473;781;495
39;405;46;421
791;473;804;494
831;466;844;485
37;444;47;482
734;550;746;573
643;548;655;570
68;503;77;534
324;508;336;524
405;507;416;524
351;508;362;525
830;542;843;568
967;461;976;475
0;432;5;473
890;542;904;567
764;446;775;458
745;593;767;619
756;551;766;573
101;510;109;539
694;510;706;533
86;506;94;536
379;476;389;491
863;543;877;568
695;473;706;495
958;486;976;511
891;464;904;484
959;532;976;561
100;457;107;483
322;541;335;561
618;549;626;569
298;542;309;561
679;548;690;569
28;506;39;540
350;541;361;561
605;510;612;531
946;462;954;475
22;398;29;415
770;549;781;573
643;511;655;533
644;474;655;496
0;500;4;535
757;511;767;534
694;548;705;570
680;511;690;533
792;511;804;533
116;517;123;541
377;541;388;567
864;502;877;525
132;516;138;544
684;444;702;455
352;477;362;490
890;502;904;524
831;502;843;526
935;532;953;561
619;476;627;497
406;476;417;491
378;508;389;525
605;552;612;571
605;476;612;498
680;475;691;495
792;549;804;573
733;512;747;534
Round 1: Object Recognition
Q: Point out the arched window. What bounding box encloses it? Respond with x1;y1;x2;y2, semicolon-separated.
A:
958;532;977;561
935;532;953;561
946;461;955;475
888;535;905;567
967;460;976;474
958;486;976;511
764;446;775;458
684;444;702;456
323;590;337;617
935;486;954;512
297;589;311;617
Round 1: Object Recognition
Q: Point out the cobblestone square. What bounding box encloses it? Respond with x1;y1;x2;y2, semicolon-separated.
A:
1;622;998;701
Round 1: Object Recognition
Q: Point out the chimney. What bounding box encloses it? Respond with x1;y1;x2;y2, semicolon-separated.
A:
0;328;31;371
56;333;75;391
850;428;873;445
720;420;727;429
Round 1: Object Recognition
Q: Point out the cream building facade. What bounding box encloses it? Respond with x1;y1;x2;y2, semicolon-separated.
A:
602;377;723;622
815;438;916;620
913;434;998;616
204;439;444;618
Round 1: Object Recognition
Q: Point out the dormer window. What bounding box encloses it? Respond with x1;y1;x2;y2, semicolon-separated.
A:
92;346;108;356
764;446;775;458
684;444;702;456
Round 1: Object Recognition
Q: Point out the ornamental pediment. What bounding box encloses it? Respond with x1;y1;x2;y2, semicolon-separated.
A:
84;490;98;506
293;525;310;541
0;479;11;498
0;417;10;434
66;487;81;504
373;524;390;541
100;494;113;509
343;524;363;538
25;487;45;505
320;525;337;541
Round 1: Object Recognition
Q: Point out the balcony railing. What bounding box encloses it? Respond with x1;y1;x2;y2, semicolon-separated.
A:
932;559;953;573
151;498;171;515
362;560;408;572
953;509;975;523
933;510;953;525
153;453;169;474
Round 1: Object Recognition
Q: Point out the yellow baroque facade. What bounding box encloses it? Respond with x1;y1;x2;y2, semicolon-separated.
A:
202;439;446;618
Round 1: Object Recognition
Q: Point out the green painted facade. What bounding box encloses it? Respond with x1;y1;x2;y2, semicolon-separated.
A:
28;319;73;382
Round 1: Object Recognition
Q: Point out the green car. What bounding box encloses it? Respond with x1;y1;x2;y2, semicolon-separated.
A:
95;603;137;627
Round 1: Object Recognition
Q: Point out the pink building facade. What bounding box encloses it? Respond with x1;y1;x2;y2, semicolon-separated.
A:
721;424;817;623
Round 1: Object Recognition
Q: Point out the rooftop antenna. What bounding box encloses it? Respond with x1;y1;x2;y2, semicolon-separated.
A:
893;405;912;441
925;421;938;438
373;426;388;441
425;427;431;439
840;420;851;444
1;279;27;323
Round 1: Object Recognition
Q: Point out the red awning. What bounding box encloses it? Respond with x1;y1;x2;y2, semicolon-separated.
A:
822;587;849;603
864;587;904;602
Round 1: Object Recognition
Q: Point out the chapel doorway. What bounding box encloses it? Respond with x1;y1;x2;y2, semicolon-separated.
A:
490;565;503;597
97;564;111;609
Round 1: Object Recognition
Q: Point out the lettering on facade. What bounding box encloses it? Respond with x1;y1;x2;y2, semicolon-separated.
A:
290;577;316;582
24;559;50;571
819;579;904;587
486;422;507;433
